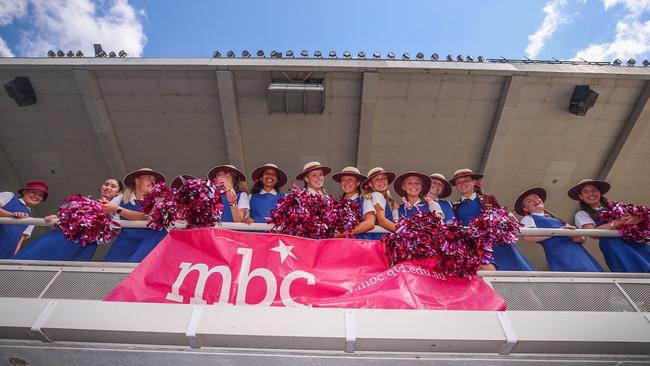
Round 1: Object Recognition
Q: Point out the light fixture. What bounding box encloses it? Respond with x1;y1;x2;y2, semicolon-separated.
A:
627;58;636;66
569;85;599;116
93;44;104;57
314;50;322;58
242;50;251;58
97;50;107;57
612;58;622;66
300;50;308;57
466;54;474;62
47;50;55;57
213;50;221;58
357;51;366;59
343;50;351;58
456;54;465;62
286;50;294;58
270;50;279;58
328;50;336;58
56;50;64;57
387;51;395;59
66;50;74;57
4;77;36;107
446;54;453;61
227;50;235;58
643;60;650;67
75;50;84;57
402;52;410;60
118;50;127;57
431;53;439;61
257;50;265;57
268;82;325;114
416;52;424;60
373;51;381;59
477;55;485;62
108;51;116;57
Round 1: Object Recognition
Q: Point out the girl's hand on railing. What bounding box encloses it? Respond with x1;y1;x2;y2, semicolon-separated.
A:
12;211;28;219
44;215;58;224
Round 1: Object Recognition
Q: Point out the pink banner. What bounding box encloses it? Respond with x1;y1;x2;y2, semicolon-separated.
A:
105;228;506;310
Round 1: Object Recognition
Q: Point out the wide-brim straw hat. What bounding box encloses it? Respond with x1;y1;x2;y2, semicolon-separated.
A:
207;164;246;182
449;168;484;186
123;168;166;187
170;174;197;190
332;166;367;183
295;161;332;181
567;179;611;201
393;171;432;197
361;167;396;191
17;180;49;201
429;173;453;199
251;163;288;188
514;187;547;216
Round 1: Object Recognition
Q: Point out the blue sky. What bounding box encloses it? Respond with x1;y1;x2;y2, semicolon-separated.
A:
1;0;649;62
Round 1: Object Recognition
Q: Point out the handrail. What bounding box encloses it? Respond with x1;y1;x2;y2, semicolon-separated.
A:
0;217;623;237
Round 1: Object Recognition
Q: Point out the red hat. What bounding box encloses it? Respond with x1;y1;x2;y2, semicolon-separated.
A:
295;161;332;181
123;168;166;187
393;171;432;198
18;180;49;201
251;163;288;188
449;168;484;186
207;165;246;182
514;187;547;216
171;174;197;190
567;179;611;201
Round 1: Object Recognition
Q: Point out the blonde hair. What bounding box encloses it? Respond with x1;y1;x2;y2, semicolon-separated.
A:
122;186;135;204
362;187;398;209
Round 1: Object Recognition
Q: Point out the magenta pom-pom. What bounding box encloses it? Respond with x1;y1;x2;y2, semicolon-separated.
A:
268;184;338;239
382;212;445;266
436;220;490;278
175;179;225;229
141;182;177;230
468;207;521;248
601;201;650;243
56;195;119;247
329;197;361;235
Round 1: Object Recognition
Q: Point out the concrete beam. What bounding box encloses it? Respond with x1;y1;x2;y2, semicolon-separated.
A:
598;80;650;180
73;70;128;179
355;72;379;173
215;70;246;171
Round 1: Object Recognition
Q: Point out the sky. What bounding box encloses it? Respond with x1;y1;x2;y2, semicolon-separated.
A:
0;0;649;63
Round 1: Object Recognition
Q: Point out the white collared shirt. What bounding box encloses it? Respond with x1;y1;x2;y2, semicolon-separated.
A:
460;192;478;201
0;191;34;237
574;210;596;228
520;211;546;228
259;189;278;196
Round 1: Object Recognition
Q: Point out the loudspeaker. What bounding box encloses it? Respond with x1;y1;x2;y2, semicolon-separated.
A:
4;77;36;107
569;85;598;116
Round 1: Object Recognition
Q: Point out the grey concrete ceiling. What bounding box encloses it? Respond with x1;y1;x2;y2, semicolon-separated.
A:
1;58;649;270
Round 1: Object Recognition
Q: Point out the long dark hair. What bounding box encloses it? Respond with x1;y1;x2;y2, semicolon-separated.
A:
107;177;124;192
579;196;610;222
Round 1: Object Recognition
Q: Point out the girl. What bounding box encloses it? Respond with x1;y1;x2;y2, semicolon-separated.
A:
0;181;48;258
571;179;650;273
361;167;398;239
296;161;331;197
331;166;375;238
516;187;603;272
393;171;443;220
101;168;166;262
427;173;456;223
13;178;123;261
248;163;287;223
451;168;535;271
208;164;249;223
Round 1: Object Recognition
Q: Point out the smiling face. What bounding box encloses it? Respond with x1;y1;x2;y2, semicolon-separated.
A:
340;175;360;195
134;174;156;194
21;189;45;207
100;178;121;200
454;176;476;196
578;184;602;206
428;179;444;199
305;169;325;190
522;193;545;214
261;169;278;190
368;174;389;193
402;176;423;198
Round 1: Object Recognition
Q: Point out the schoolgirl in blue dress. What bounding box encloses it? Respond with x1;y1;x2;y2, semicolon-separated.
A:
393;171;443;220
296;161;332;197
426;173;456;223
361;167;398;240
331;166;375;238
208;165;249;223
101;168;166;262
450;168;535;271
248;164;287;224
571;179;650;273
515;187;603;272
13;178;123;261
0;181;48;258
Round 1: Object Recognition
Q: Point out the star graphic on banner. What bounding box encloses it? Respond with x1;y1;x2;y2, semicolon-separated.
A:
271;240;297;263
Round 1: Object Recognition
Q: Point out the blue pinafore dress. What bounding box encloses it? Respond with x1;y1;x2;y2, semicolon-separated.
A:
249;192;285;223
397;201;430;219
456;197;535;271
437;199;456;224
12;229;97;261
358;201;393;241
0;195;31;259
594;217;650;273
105;200;164;262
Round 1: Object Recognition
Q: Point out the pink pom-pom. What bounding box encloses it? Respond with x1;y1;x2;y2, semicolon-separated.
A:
382;212;445;266
435;220;490;279
329;197;361;235
175;179;225;229
141;182;177;230
601;201;650;243
56;195;119;247
467;207;521;248
268;184;335;239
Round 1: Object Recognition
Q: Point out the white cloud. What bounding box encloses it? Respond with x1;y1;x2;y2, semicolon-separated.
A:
574;0;650;61
525;0;570;58
0;0;146;57
0;36;14;56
